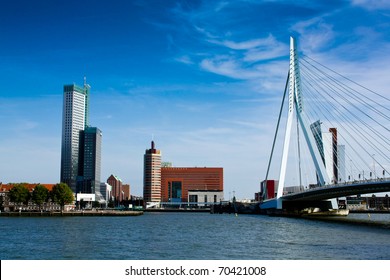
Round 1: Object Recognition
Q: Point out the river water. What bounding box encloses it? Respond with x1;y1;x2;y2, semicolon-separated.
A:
0;212;389;260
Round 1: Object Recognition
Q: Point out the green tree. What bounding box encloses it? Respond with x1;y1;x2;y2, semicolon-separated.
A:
32;184;49;210
50;183;74;212
9;184;30;210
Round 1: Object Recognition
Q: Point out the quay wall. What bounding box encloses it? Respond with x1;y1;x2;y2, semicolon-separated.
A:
0;210;143;217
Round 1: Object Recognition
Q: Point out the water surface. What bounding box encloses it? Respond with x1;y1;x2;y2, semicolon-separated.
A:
1;212;389;259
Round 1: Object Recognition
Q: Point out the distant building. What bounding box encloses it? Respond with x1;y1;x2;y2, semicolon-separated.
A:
107;175;123;203
100;182;112;207
123;184;130;200
0;183;72;212
338;144;346;182
311;121;345;184
323;128;338;184
60;82;90;192
77;127;102;197
260;180;278;200
143;141;161;203
188;190;224;206
310;120;325;163
161;167;223;203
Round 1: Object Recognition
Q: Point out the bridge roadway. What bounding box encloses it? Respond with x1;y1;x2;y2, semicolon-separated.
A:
281;178;390;201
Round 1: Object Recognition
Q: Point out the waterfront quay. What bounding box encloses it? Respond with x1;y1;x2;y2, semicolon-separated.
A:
0;210;143;217
145;208;209;213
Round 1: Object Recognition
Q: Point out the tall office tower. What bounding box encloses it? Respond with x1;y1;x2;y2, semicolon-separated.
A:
337;144;346;182
329;128;338;183
77;127;102;195
60;82;90;192
143;141;161;203
310;120;325;164
323;128;338;184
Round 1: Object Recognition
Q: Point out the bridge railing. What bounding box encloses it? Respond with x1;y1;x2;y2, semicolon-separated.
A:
286;177;390;195
325;177;390;188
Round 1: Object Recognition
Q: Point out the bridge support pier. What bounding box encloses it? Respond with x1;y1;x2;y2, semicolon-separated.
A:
260;197;347;216
282;198;338;212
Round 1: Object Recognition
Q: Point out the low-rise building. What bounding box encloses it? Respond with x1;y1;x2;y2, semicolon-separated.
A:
188;190;224;207
161;167;223;203
0;183;74;212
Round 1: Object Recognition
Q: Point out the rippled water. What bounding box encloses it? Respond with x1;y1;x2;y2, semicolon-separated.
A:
1;212;389;259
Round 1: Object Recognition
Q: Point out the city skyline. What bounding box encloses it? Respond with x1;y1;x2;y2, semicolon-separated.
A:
1;1;390;198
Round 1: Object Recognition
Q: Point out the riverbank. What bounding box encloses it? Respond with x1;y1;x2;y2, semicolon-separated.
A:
302;214;390;229
145;208;209;213
0;210;143;217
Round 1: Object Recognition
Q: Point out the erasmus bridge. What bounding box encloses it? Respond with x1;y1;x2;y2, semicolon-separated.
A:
260;37;390;214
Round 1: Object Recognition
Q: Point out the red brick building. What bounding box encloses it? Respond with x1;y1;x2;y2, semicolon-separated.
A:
107;174;123;202
160;167;223;203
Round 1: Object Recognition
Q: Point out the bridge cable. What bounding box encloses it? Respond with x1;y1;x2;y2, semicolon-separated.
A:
299;61;390;176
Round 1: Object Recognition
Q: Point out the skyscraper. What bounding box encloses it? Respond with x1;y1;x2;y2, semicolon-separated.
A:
60;82;90;192
143;141;161;203
77;127;102;196
323;128;342;184
310;120;325;163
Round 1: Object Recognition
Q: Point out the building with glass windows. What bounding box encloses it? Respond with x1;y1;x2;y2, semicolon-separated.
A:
160;167;223;203
107;174;123;204
60;82;90;192
310;121;346;184
143;141;162;203
77;127;102;196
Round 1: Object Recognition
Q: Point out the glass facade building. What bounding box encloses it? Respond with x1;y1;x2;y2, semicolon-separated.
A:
60;83;90;192
77;127;102;195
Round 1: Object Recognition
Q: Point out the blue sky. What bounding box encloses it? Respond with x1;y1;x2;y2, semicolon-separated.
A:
1;0;390;198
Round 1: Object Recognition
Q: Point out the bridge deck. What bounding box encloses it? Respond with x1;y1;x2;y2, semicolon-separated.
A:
281;179;390;201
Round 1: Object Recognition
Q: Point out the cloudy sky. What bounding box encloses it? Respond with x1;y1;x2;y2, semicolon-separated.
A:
1;0;390;198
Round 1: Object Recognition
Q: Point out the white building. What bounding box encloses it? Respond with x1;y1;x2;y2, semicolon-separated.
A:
337;144;346;182
188;190;224;207
322;131;334;184
100;182;112;207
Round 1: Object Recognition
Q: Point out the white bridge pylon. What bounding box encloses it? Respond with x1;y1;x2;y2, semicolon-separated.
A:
276;37;332;209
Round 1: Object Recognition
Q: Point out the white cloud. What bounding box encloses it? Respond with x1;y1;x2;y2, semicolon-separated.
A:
200;56;261;80
351;0;390;10
209;36;272;50
174;55;194;65
290;17;335;53
205;34;288;61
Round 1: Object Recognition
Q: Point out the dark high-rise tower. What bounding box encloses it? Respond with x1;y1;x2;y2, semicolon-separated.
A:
77;127;102;195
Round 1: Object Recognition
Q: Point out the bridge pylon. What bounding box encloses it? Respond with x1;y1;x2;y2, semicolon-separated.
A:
276;37;333;210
